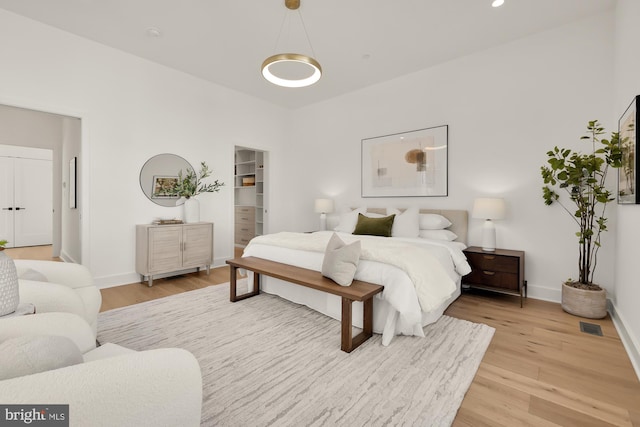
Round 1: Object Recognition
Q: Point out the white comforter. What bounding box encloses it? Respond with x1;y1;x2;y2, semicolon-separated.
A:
243;231;471;345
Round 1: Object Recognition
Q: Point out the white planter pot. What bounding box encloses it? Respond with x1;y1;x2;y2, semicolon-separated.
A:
183;197;200;223
561;282;607;319
0;250;20;316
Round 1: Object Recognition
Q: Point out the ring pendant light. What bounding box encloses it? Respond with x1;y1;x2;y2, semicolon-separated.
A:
261;0;322;88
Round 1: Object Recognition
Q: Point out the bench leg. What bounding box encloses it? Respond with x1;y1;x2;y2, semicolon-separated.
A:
230;268;260;302
230;266;238;302
341;296;374;353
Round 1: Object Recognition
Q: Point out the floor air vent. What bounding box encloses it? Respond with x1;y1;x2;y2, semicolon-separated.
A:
579;321;603;336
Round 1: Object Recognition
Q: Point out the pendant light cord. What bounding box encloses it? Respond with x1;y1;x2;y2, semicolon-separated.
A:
271;7;316;58
297;10;317;59
272;10;289;53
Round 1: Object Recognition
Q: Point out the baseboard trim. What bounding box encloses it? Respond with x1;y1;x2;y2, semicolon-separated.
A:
526;285;561;303
94;263;228;290
94;272;141;289
59;250;79;264
608;300;640;381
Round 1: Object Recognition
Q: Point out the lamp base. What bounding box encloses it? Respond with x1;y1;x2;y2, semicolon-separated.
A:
319;213;327;231
481;219;496;252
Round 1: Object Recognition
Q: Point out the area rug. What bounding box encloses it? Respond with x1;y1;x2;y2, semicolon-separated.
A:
98;282;494;426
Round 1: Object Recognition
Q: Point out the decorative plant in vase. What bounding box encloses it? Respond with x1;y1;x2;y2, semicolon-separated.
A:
174;162;224;223
540;120;622;318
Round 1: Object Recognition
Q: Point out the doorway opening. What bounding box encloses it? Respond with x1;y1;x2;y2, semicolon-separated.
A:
0;104;82;262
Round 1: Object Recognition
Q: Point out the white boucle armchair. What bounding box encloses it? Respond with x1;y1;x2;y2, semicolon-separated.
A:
0;312;203;427
14;260;101;336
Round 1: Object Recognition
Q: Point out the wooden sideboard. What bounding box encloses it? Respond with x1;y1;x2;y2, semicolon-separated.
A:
136;222;213;286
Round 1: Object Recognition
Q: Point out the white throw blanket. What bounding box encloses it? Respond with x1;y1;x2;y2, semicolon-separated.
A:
246;232;456;312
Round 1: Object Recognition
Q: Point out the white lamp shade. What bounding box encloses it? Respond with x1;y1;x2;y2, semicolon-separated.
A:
472;198;506;220
314;198;334;214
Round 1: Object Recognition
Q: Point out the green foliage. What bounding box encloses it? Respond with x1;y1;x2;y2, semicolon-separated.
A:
174;162;225;198
0;240;7;248
540;120;622;285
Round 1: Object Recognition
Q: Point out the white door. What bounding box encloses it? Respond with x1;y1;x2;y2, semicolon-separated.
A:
14;158;52;246
0;157;52;247
0;157;15;247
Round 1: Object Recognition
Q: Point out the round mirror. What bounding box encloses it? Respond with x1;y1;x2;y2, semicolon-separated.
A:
139;153;193;207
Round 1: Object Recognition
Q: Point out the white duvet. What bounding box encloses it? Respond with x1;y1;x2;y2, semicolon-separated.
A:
243;231;471;346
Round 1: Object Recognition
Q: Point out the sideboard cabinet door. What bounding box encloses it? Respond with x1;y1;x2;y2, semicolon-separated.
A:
183;223;214;269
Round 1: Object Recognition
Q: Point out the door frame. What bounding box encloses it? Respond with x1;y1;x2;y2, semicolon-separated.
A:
0;96;90;267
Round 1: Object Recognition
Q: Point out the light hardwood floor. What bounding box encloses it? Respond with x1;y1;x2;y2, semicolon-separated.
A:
11;246;640;425
4;245;60;261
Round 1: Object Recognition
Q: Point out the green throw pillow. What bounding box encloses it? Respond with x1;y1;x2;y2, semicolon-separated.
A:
352;213;395;237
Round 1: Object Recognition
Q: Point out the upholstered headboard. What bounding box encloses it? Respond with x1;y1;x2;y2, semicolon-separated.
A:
359;208;469;245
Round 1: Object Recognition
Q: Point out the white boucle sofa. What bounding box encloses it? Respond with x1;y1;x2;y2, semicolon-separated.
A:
14;260;102;336
0;312;203;427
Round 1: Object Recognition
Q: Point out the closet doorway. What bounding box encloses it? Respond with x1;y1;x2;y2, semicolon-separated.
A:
0;148;53;247
234;146;268;248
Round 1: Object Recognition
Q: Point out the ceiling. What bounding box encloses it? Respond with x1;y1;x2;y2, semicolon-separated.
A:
0;0;615;109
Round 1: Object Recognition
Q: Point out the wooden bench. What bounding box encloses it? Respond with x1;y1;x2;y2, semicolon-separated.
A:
225;256;384;353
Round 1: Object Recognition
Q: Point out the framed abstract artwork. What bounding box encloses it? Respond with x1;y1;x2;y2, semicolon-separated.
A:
618;95;639;204
362;125;448;197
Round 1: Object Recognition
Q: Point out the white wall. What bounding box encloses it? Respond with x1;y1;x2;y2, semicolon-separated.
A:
285;12;615;302
0;105;62;149
612;0;640;376
61;117;81;263
0;9;287;286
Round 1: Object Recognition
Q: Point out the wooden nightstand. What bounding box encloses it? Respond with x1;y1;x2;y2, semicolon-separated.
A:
462;246;527;307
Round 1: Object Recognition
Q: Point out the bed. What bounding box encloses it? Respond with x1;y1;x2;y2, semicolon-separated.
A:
242;208;471;346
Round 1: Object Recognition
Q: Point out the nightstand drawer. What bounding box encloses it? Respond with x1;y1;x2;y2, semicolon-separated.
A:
467;269;519;291
465;252;518;274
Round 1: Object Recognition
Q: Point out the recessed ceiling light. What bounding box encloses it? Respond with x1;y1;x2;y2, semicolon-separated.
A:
146;27;162;38
491;0;504;7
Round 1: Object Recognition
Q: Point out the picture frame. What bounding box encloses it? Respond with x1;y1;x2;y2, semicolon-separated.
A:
618;95;639;204
151;175;179;199
69;157;77;209
362;125;448;197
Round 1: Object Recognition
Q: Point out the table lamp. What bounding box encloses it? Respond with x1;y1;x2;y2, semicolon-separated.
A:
472;197;506;252
314;198;334;231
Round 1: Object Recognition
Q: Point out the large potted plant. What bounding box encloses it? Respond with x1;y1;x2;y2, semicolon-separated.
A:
174;162;224;223
540;120;622;318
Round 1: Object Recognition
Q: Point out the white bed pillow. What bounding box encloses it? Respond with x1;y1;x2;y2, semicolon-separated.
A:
386;207;420;238
362;212;385;218
419;213;452;230
334;207;366;233
321;233;361;286
419;229;458;241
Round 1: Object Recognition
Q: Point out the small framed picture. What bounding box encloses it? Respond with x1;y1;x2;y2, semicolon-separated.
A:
151;176;179;199
618;95;639;204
